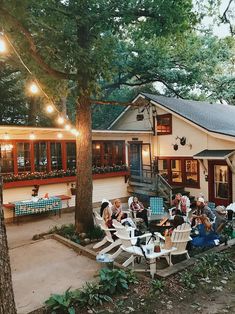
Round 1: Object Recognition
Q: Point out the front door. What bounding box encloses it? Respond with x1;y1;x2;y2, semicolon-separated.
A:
208;161;232;206
129;143;142;176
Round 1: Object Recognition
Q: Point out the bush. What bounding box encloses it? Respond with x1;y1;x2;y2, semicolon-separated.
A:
86;225;104;240
77;282;112;307
99;268;136;295
45;288;76;314
150;279;165;293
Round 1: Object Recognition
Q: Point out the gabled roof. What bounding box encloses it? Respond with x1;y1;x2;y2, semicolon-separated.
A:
141;93;235;138
193;150;235;160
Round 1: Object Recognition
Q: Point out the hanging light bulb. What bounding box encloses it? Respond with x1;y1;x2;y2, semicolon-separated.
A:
57;132;63;139
75;130;80;136
29;132;36;140
0;38;6;53
46;104;54;113
57;116;64;125
71;128;77;135
3;132;10;140
29;82;39;94
65;124;71;131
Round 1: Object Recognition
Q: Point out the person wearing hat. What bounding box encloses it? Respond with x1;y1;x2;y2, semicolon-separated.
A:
214;206;227;234
192;197;215;222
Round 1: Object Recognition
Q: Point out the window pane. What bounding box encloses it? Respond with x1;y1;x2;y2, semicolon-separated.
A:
185;160;198;186
0;143;14;173
103;143;113;166
158;159;169;180
92;142;101;166
113;142;124;165
17;142;31;172
50;143;62;170
66;142;76;170
156;115;172;135
171;159;182;183
34;142;47;172
214;165;228;199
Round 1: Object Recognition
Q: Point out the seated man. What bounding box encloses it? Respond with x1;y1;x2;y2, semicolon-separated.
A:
130;196;149;227
171;193;190;216
191;197;215;226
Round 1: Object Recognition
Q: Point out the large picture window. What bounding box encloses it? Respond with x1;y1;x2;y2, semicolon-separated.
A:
159;158;199;187
34;142;47;172
50;142;62;170
93;141;125;167
0;143;14;173
17;142;31;172
66;142;76;170
156;114;172;135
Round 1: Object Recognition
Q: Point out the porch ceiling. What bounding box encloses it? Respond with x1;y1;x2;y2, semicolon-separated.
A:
193;149;235;160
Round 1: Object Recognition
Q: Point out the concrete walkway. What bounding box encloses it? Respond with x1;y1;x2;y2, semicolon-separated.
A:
6;213;100;313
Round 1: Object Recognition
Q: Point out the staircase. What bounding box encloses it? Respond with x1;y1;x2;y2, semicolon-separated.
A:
127;172;173;208
128;172;195;208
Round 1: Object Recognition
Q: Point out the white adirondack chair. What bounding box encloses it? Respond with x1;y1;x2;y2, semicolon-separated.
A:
128;196;151;222
110;229;175;278
163;222;191;266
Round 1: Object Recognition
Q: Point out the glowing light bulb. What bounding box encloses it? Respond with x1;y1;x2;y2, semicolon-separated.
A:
29;83;39;94
75;130;80;136
57;132;63;139
71;128;77;135
65;124;71;131
57;116;64;124
46;105;54;113
0;39;6;53
29;132;36;140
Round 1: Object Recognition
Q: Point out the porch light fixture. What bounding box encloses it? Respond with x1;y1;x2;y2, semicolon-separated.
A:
29;82;39;94
3;132;10;140
29;132;36;140
46;104;54;113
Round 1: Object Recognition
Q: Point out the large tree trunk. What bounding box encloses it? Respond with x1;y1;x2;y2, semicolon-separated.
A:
0;176;17;314
75;94;94;233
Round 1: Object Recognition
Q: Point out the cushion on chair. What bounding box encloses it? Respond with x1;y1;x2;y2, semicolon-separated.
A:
149;197;164;215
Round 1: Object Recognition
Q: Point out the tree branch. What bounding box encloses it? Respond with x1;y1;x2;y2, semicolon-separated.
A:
90;99;132;106
0;7;77;80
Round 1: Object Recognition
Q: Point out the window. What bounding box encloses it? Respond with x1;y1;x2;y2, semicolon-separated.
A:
158;158;199;187
34;142;47;172
17;142;31;172
92;142;102;167
214;165;228;199
156;114;172;135
185;160;198;187
50;143;62;170
66;142;76;170
113;142;124;165
0;143;14;173
171;159;182;183
103;142;113;166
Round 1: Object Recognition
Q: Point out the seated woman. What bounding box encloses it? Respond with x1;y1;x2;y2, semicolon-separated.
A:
130;196;149;227
171;194;190;216
167;215;185;236
111;199;127;222
100;201;113;228
191;214;219;248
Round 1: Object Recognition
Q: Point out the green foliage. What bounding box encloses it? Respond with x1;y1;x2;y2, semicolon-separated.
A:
77;282;112;307
150;279;165;293
86;225;104;240
99;268;132;295
180;252;235;289
45;288;75;314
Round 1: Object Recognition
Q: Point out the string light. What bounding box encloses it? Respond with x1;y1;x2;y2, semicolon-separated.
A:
29;132;36;140
29;82;39;94
0;38;6;53
71;128;77;135
65;124;71;131
57;116;65;124
75;130;80;136
46;105;54;113
3;132;10;140
57;132;63;139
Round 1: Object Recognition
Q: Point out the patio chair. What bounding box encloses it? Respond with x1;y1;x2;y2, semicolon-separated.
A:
207;202;216;211
149;197;165;216
110;229;174;278
128;196;152;222
163;222;191;266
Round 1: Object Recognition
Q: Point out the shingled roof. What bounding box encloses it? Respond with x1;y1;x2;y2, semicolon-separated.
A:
141;93;235;138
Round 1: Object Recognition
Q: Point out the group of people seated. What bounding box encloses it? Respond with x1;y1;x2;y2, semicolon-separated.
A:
99;192;231;249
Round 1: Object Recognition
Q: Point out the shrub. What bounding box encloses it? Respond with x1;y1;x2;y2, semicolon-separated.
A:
77;282;112;307
86;225;104;240
45;288;75;314
150;279;165;293
99;268;134;295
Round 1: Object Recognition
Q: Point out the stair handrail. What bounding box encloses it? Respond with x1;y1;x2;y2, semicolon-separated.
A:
157;174;172;190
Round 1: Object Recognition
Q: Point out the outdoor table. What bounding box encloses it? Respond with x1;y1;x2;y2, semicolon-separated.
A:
11;197;62;224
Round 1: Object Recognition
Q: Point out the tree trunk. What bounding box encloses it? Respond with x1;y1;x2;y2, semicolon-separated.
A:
28;97;37;126
75;93;94;233
0;175;17;314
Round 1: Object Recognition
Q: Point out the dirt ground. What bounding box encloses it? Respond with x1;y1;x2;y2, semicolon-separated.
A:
99;246;235;314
